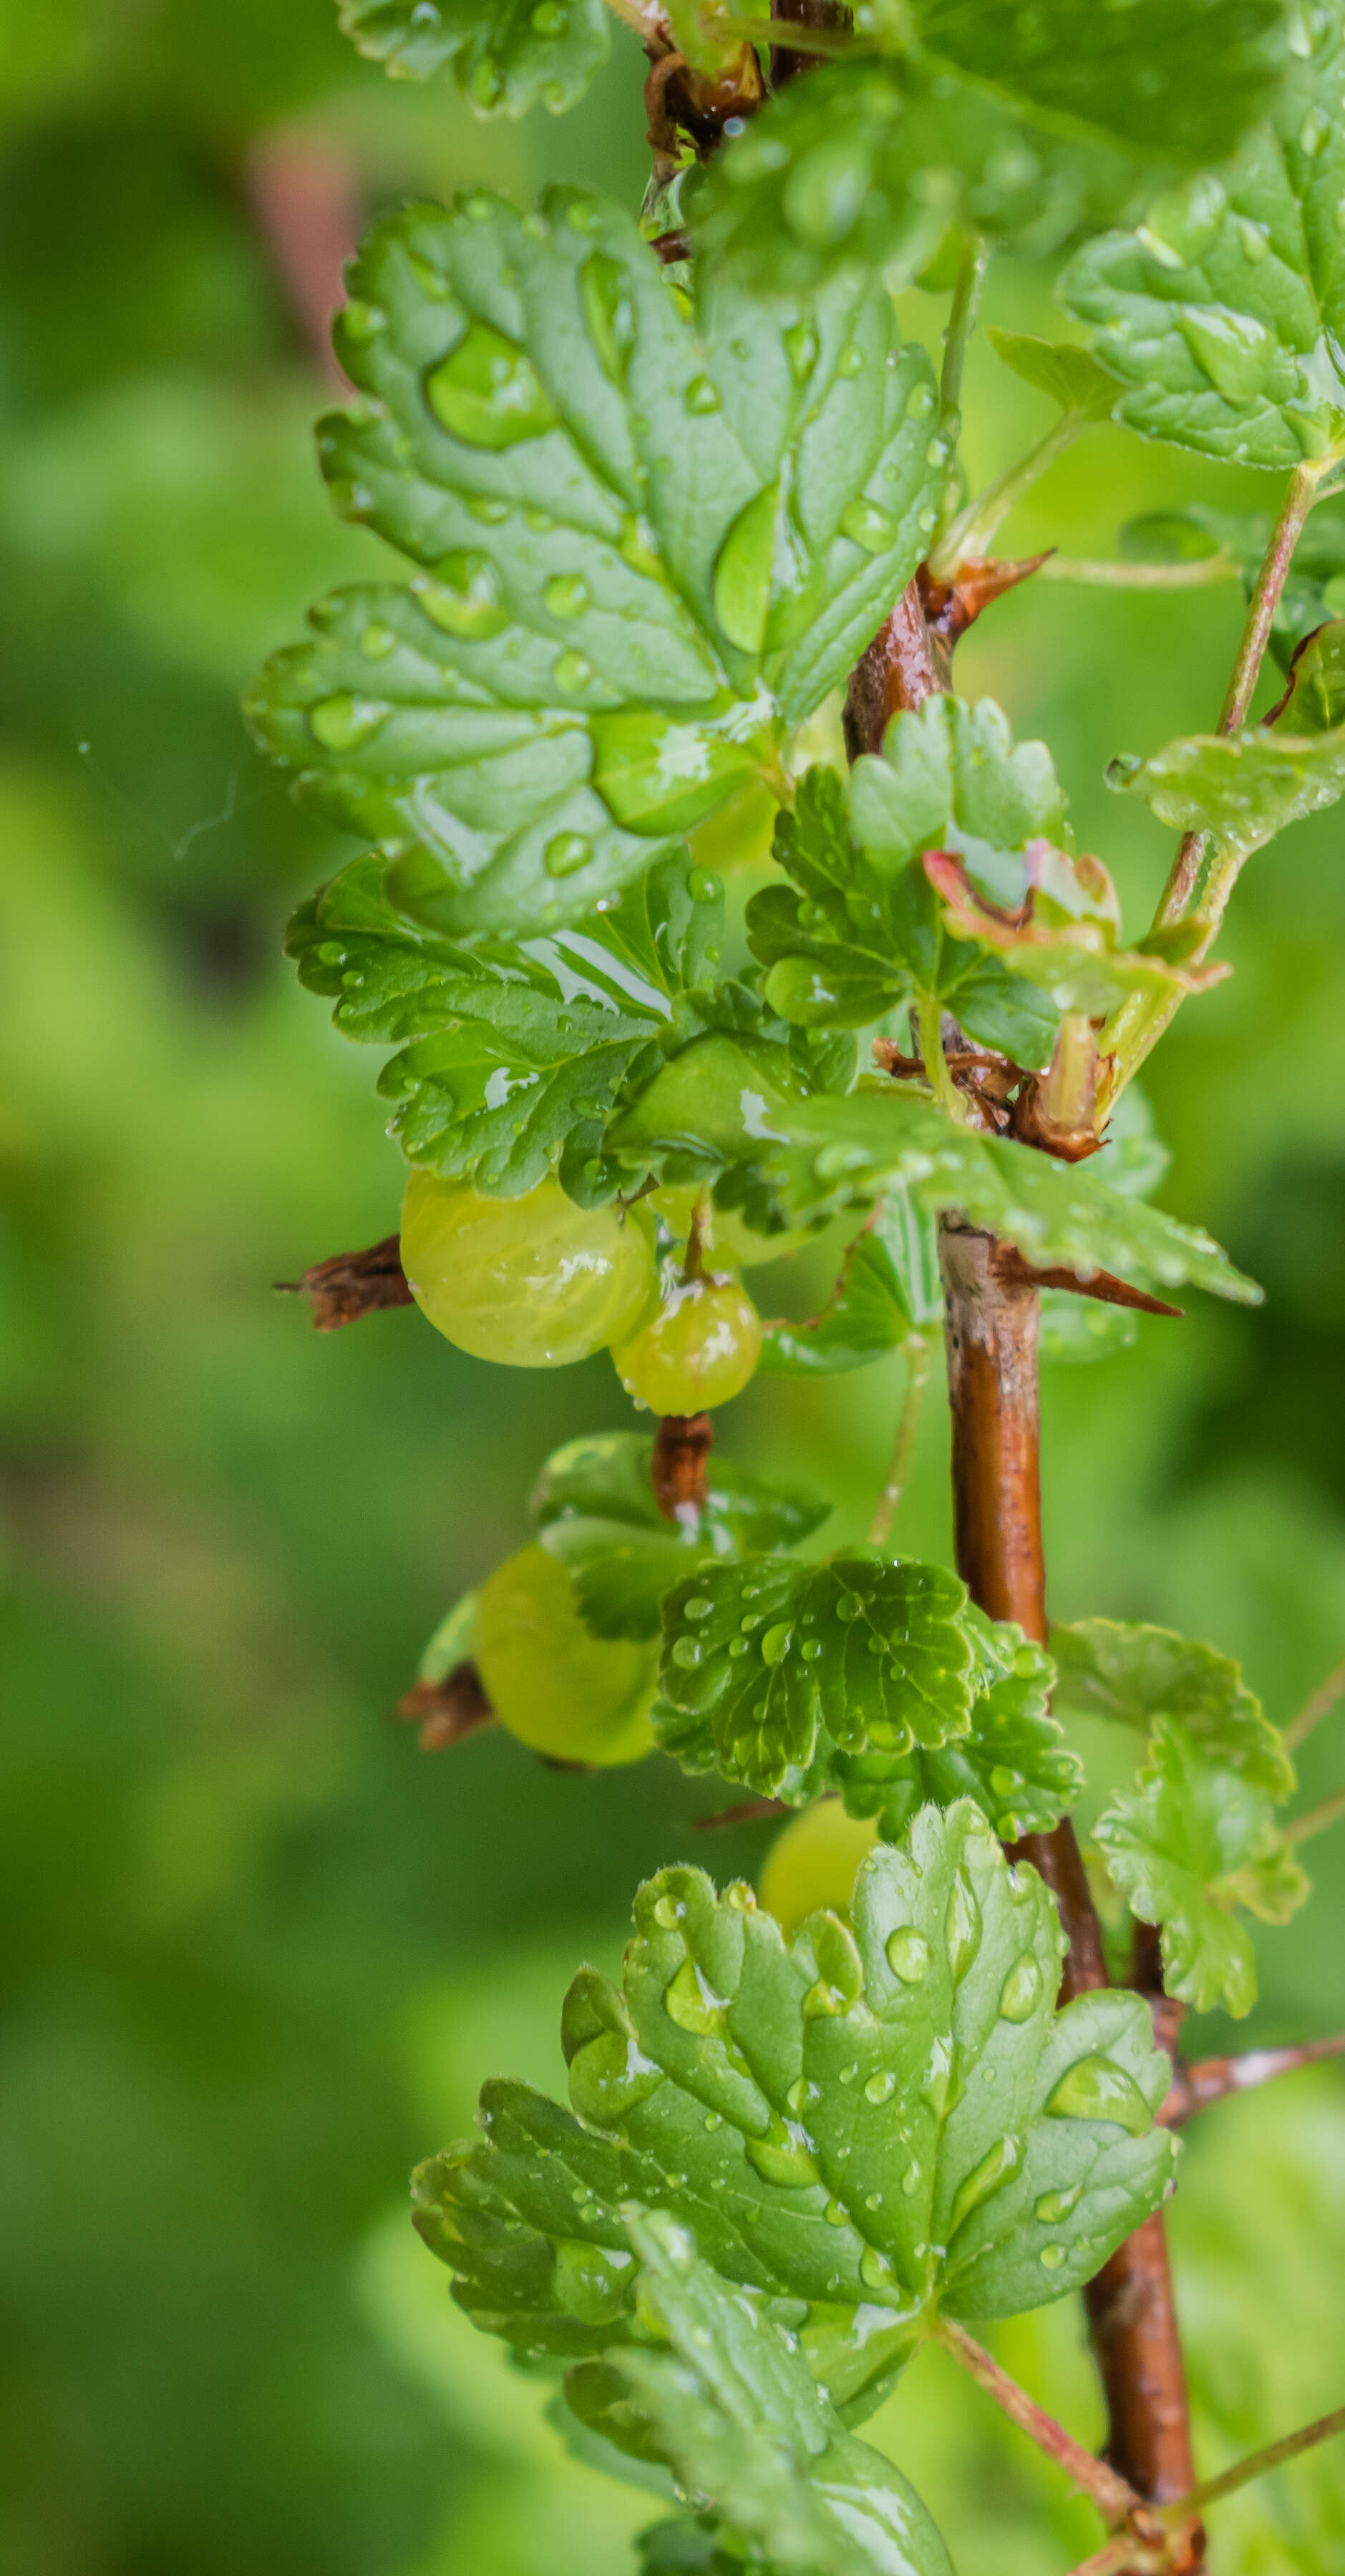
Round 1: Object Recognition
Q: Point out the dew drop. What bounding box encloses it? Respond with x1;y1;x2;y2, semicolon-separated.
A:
654;1893;683;1928
906;381;936;417
1047;2054;1151;2137
704;2111;722;2131
543;831;593;879
859;2244;895;2289
663;1956;729;2035
688;867;722;902
944;1870;981;1983
425;320;558;449
360;620;396;659
885;1927;931;1985
744;2113;820;2188
837;343;865;378
999;1952;1043;2024
1039;2242;1067;2270
761;1621;792;1667
1301;102;1331;155
728;1636;749;1659
684;1596;714;1621
946;2132;1022;2238
801;1639;822;1662
684;372;722;414
900;2160;922;2197
671;1636;703;1669
553;649;593;691
545;573;591;619
1034;2184;1083;2224
415;551;510;638
309;693;388;751
342;300;387;342
864;2069;896;2105
784;320;819;381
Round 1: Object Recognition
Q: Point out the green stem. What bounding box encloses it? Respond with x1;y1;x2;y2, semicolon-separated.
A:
1284;1653;1345;1751
868;1332;933;1546
1098;455;1329;1118
933;2318;1142;2525
1155;2401;1345;2524
1039;555;1239;590
927;412;1080;581
1282;1781;1345;1848
918;995;966;1122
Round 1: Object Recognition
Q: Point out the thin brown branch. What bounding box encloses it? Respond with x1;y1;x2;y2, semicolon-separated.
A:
1284;1653;1345;1751
1157;2402;1345;2522
1062;2539;1166;2576
652;1413;713;1526
935;2318;1142;2525
1159;2034;1345;2127
990;1244;1183;1320
394;1661;494;1752
692;1795;790;1829
276;1235;412;1331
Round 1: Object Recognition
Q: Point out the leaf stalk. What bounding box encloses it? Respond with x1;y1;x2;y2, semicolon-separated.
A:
934;2316;1142;2524
868;1330;933;1545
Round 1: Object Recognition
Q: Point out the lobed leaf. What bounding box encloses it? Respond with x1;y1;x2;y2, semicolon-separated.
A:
1094;1719;1308;2016
986;328;1118;421
656;1547;975;1794
336;0;608;117
1109;717;1345;861
923;844;1226;1020
1062;11;1345;469
412;1807;1180;2421
749;701;1071;1068
835;1616;1082;1843
1049;1615;1295;1798
582;2211;953;2576
247;187;943;937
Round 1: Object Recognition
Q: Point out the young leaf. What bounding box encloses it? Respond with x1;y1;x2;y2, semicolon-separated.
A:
1109;716;1345;860
835;1616;1082;1842
1049;1615;1295;1797
1094;1719;1308;2016
1062;16;1345;469
336;0;608;117
758;1222;916;1377
247;188;943;936
656;1548;976;1795
749;703;1069;1067
583;2212;954;2576
412;1806;1180;2422
610;1035;1262;1306
986;329;1118;422
923;844;1226;1018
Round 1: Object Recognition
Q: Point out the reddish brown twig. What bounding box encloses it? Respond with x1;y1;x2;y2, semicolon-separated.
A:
652;1413;713;1525
1160;2034;1345;2126
693;1795;791;1829
394;1660;494;1752
936;2317;1143;2526
937;1219;1201;2557
843;556;1052;758
276;1235;412;1331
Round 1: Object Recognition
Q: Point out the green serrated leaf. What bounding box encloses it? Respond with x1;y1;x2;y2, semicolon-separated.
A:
530;1430;831;1553
1062;14;1345;469
412;1807;1180;2419
542;1518;716;1643
1049;1615;1295;1798
924;844;1226;1019
336;0;608;115
758;1226;918;1377
1094;1718;1308;2016
584;2212;954;2576
1271;615;1345;728
835;1616;1082;1842
658;1548;974;1794
610;1035;1261;1307
247;187;942;937
1110;711;1345;857
986;328;1118;420
908;0;1286;158
749;703;1068;1067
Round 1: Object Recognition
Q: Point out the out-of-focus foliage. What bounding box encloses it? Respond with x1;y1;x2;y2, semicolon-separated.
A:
1;10;1344;2576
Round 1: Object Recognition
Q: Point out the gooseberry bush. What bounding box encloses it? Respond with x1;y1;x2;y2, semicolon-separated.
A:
261;1;1345;2567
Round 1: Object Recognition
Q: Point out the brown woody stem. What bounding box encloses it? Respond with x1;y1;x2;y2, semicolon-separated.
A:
936;1219;1201;2560
1160;2034;1345;2127
652;1413;712;1525
935;2317;1141;2524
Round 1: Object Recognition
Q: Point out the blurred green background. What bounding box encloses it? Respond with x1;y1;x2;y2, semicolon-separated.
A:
1;8;1343;2572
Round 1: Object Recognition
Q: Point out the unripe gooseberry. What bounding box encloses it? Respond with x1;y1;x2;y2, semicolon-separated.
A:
758;1800;880;1936
611;1269;762;1413
401;1171;654;1367
473;1544;657;1766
